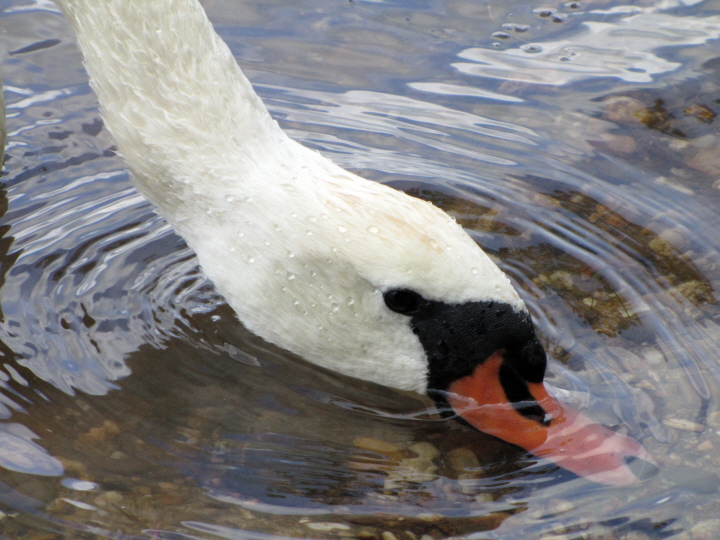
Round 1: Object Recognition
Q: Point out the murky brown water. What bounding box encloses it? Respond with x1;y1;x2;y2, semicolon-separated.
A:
2;0;720;538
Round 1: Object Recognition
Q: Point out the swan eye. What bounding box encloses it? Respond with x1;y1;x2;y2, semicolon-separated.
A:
384;289;423;315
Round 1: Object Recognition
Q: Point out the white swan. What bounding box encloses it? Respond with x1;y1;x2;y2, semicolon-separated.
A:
53;0;656;485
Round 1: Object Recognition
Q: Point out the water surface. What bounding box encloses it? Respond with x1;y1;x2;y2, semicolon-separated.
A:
2;0;720;538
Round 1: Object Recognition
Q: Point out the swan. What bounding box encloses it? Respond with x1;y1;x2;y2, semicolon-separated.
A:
53;0;656;485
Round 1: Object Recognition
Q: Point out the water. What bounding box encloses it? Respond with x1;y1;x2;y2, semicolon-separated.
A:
2;0;720;538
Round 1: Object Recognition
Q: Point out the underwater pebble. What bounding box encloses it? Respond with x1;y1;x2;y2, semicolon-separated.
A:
457;474;478;495
418;513;441;522
690;519;720;540
381;532;399;540
674;280;712;304
548;499;574;515
305;522;351;532
396;456;437;483
548;271;574;290
697;440;713;451
81;420;120;443
601;96;646;124
447;447;480;472
690;146;720;177
158;481;179;492
707;411;720;429
669;138;691;151
619;532;652;540
639;347;664;365
658;227;687;249
663;417;704;432
93;490;124;507
58;458;89;479
408;442;440;461
529;498;575;520
648;237;674;258
597;133;637;155
353;437;404;459
384;442;441;487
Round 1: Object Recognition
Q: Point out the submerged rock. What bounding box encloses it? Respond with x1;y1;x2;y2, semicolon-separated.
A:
690;519;720;540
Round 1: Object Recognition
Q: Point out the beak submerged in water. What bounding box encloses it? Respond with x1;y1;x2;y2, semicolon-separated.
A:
388;291;657;486
444;350;658;486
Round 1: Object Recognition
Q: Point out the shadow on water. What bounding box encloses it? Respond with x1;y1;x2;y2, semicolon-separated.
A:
2;0;720;538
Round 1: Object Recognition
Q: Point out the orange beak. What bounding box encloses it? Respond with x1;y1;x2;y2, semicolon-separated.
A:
447;351;658;485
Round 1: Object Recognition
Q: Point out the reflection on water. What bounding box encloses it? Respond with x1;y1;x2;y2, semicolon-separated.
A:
2;0;720;538
453;7;720;86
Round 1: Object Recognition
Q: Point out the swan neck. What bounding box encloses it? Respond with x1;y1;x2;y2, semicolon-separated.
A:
55;0;287;203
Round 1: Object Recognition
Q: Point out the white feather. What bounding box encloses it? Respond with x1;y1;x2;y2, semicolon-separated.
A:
54;0;525;393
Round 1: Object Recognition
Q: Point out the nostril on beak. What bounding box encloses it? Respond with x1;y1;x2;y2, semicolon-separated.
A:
624;455;660;481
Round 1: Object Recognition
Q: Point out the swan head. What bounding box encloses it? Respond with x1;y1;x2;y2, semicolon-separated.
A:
174;153;656;486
